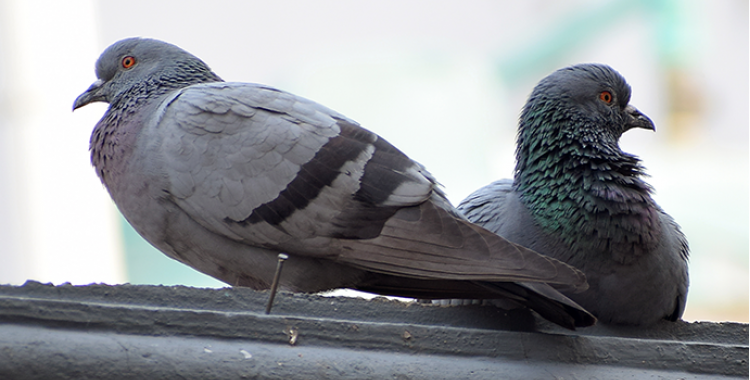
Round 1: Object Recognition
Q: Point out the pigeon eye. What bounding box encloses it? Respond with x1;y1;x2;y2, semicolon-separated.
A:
121;56;136;69
599;91;613;104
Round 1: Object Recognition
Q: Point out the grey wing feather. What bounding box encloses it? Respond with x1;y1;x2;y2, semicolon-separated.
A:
458;178;514;228
659;211;690;321
157;82;435;250
339;197;588;290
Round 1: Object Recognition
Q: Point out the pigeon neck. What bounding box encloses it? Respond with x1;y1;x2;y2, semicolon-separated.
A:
513;122;661;262
89;97;144;189
91;67;222;187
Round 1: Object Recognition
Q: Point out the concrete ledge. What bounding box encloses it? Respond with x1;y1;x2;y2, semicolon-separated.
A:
0;281;746;379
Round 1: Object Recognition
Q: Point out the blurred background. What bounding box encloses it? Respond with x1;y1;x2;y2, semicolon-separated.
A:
0;0;746;323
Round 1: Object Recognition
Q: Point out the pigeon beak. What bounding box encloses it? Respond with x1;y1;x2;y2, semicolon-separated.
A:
623;105;656;132
73;79;106;111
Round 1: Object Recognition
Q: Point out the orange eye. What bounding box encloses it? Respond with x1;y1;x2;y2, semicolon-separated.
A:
599;91;613;104
121;56;136;69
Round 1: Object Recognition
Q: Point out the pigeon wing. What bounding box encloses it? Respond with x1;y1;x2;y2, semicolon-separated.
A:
156;82;587;290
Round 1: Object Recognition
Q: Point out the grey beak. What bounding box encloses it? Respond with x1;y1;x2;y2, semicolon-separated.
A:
624;105;656;132
73;79;106;111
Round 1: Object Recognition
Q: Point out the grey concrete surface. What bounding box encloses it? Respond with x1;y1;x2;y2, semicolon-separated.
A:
0;281;746;379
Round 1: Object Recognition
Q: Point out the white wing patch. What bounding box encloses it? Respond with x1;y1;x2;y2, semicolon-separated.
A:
379;163;435;206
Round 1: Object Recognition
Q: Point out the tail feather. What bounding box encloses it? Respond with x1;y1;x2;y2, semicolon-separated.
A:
475;281;596;329
355;275;596;330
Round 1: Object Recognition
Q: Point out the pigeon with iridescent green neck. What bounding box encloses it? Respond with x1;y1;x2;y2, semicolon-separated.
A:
459;64;689;325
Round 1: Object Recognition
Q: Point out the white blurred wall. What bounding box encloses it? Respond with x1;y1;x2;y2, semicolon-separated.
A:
0;0;125;285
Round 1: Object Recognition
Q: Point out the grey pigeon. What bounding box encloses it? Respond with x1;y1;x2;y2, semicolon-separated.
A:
458;64;689;325
73;37;595;329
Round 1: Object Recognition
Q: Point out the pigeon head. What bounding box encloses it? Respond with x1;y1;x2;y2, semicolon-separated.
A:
73;37;222;110
518;64;655;165
515;64;655;178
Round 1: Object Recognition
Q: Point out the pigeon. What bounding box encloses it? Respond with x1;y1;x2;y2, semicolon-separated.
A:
73;37;595;329
458;64;689;325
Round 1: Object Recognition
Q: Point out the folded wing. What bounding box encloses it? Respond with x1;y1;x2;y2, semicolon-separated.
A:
156;82;588;292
